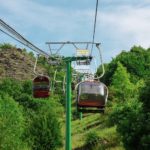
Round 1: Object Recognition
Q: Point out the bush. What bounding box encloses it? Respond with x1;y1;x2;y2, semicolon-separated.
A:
28;100;63;150
108;99;142;126
16;93;35;109
0;43;16;49
108;96;150;150
0;93;25;150
0;78;23;99
85;131;100;147
22;80;33;95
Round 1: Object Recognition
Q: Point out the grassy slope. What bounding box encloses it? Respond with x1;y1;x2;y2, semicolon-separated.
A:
59;107;124;150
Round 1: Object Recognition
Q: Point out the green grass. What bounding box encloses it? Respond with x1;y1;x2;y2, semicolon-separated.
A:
58;108;124;150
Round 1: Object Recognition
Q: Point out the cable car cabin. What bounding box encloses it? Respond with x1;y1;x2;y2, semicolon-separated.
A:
77;81;108;113
33;75;50;98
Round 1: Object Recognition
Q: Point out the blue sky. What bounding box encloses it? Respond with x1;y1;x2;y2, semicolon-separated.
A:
0;0;150;63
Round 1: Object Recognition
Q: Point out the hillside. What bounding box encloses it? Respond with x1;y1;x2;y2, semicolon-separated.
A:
0;44;149;150
0;44;46;80
0;43;124;150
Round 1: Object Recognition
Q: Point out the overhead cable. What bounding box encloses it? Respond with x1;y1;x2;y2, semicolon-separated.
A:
0;19;49;57
91;0;99;54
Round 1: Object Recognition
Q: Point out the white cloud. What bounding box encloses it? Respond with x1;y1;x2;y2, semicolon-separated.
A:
99;5;150;48
1;0;150;62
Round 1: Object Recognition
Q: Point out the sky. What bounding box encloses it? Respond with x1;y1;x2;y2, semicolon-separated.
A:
0;0;150;64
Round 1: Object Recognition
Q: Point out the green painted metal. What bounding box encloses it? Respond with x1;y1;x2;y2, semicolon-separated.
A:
79;112;83;120
64;56;92;150
66;60;72;150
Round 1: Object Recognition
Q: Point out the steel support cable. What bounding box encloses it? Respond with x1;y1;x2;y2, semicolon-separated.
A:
0;27;47;57
0;20;30;45
0;29;48;57
0;28;28;47
0;19;33;47
0;20;20;38
0;28;37;54
0;19;49;57
91;0;99;54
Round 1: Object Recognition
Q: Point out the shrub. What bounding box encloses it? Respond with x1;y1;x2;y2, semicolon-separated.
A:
22;80;33;95
85;131;100;147
0;93;25;150
0;43;16;49
108;97;150;150
0;78;23;99
28;101;63;150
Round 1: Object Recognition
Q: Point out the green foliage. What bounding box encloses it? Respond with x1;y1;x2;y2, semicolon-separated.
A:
0;43;16;49
110;62;134;101
26;99;63;150
139;79;150;113
108;99;143;150
108;80;150;150
86;131;99;145
28;51;34;58
0;78;23;99
0;93;25;150
85;131;100;150
97;46;150;85
105;46;150;150
0;77;63;150
138;79;150;149
16;93;35;109
108;99;142;126
22;80;33;95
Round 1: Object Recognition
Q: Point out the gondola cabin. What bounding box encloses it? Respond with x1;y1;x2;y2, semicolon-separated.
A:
33;75;50;98
77;81;108;113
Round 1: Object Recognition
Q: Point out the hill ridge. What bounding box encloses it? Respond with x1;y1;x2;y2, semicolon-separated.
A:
0;47;45;80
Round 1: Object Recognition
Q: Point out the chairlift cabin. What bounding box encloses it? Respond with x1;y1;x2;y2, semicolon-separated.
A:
33;75;50;98
77;81;108;113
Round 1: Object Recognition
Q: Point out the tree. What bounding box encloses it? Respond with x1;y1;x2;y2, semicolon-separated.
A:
0;93;26;150
110;62;134;101
138;79;150;149
97;46;150;85
109;79;150;150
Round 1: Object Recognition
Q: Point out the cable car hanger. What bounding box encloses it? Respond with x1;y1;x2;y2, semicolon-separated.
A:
33;54;43;76
53;69;66;94
53;70;62;83
75;44;104;89
81;44;105;80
